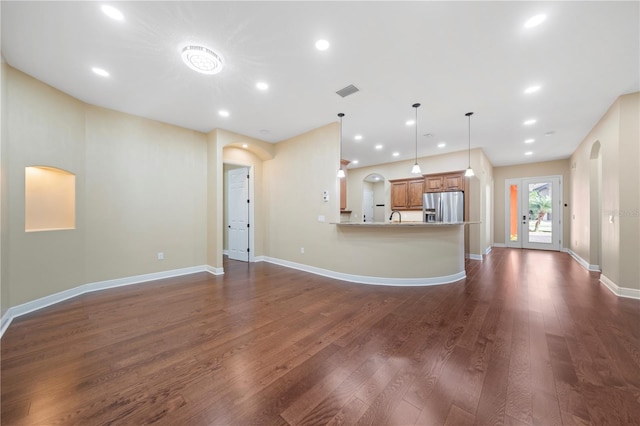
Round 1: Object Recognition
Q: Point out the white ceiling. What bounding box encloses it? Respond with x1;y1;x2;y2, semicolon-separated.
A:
2;1;638;168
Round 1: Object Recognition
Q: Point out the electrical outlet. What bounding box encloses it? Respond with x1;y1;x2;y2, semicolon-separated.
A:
300;247;304;254
157;252;164;260
318;215;325;223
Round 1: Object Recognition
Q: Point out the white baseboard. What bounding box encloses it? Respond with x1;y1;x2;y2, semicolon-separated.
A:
484;246;492;255
261;256;466;287
493;243;506;248
567;249;600;272
1;264;221;338
206;265;225;275
466;253;483;261
600;274;640;300
223;249;229;256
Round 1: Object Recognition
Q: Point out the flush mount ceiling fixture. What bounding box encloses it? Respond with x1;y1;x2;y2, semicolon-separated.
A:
181;45;224;75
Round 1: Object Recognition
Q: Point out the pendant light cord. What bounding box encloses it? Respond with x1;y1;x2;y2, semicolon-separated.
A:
413;103;420;164
415;106;418;163
338;113;344;171
466;112;473;167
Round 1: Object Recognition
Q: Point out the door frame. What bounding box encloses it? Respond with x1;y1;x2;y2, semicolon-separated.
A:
225;163;255;262
505;175;562;251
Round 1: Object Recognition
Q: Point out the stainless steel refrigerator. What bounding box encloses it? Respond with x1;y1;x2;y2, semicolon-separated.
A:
423;191;464;223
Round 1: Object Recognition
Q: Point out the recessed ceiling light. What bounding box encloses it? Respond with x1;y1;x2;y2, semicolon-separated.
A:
181;45;224;75
523;119;537;125
437;142;446;148
91;67;109;77
545;131;555;136
354;134;363;140
218;110;230;117
524;85;541;94
392;152;400;157
352;160;359;165
259;129;270;134
256;82;269;91
525;138;535;144
375;144;383;150
524;14;547;29
525;151;533;156
101;5;124;21
315;39;330;51
242;143;248;148
405;120;415;126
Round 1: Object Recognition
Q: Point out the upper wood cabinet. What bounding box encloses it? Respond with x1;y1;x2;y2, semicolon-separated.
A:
390;180;409;210
443;172;464;191
390;177;424;210
407;179;425;209
424;171;465;192
425;176;444;192
390;171;466;210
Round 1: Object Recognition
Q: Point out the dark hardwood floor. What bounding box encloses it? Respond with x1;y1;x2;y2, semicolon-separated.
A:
2;248;639;425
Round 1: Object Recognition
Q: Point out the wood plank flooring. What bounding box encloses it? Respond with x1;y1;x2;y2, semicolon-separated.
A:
2;248;639;425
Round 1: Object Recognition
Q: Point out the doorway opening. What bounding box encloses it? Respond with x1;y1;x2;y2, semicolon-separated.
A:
362;173;385;223
505;176;562;251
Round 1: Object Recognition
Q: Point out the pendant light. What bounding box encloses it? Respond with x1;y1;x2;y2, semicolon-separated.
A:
411;103;421;174
337;113;346;178
464;112;475;177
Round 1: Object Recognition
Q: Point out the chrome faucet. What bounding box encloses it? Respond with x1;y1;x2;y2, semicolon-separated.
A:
389;210;402;223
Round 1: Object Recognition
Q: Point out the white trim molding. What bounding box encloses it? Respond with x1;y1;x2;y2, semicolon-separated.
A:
567;249;601;272
600;274;640;300
1;265;217;338
484;246;492;255
493;243;506;248
206;265;225;275
466;253;483;261
260;256;466;287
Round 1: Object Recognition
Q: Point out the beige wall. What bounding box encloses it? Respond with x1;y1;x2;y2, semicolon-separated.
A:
570;92;639;290
345;148;494;256
618;94;639;289
493;159;571;248
4;66;208;306
262;123;465;279
1;55;8;317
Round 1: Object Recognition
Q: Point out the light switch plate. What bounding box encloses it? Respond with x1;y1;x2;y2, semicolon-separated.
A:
323;191;329;202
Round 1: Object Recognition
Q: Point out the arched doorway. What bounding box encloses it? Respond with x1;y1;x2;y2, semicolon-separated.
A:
362;173;385;222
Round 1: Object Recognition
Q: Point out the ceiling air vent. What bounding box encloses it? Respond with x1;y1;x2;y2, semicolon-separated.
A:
336;84;359;98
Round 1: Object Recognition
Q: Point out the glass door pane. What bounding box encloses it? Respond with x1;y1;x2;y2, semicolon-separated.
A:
509;184;519;242
522;177;560;251
527;182;552;244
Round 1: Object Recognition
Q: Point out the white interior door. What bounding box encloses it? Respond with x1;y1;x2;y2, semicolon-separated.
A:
505;176;562;251
363;190;374;222
227;167;249;261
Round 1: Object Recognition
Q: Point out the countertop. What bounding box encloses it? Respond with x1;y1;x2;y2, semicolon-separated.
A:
333;221;480;227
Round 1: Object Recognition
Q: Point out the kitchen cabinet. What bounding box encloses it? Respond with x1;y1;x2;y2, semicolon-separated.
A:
390;171;466;210
390;177;424;210
425;176;444;192
424;171;465;192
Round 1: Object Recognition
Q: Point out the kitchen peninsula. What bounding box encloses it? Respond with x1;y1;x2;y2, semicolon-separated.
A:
328;220;479;286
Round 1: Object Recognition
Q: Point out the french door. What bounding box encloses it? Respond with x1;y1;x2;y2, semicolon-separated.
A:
505;176;562;251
